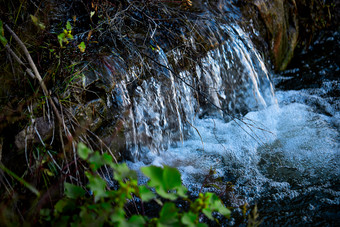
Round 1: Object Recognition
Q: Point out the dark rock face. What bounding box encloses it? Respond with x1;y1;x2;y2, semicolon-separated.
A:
238;0;299;71
14;117;53;150
253;0;298;71
238;0;339;71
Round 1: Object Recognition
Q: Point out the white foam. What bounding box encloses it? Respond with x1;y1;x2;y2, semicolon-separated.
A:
127;91;339;197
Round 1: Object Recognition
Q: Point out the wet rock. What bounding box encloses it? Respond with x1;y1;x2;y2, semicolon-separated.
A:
101;118;126;160
238;0;339;71
238;0;299;71
73;98;107;132
14;117;53;150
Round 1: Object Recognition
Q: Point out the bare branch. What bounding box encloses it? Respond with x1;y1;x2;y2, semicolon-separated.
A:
4;23;63;126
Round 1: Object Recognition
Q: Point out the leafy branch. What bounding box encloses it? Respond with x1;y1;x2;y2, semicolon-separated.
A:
43;143;231;226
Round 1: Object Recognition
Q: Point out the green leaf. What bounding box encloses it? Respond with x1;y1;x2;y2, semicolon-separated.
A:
202;208;213;220
0;36;7;46
40;208;52;222
0;163;40;196
202;193;231;219
77;142;93;160
197;223;208;227
38;22;46;30
141;166;163;187
86;172;108;202
88;151;104;171
66;21;72;31
78;206;102;226
30;15;45;30
163;165;182;189
64;183;86;199
67;33;73;40
54;199;67;214
0;20;8;46
158;203;179;226
157;188;178;200
138;185;155;202
113;163;137;182
78;41;86;53
0;20;4;36
176;185;188;198
181;212;198;227
100;202;111;211
54;198;76;216
110;209;126;225
30;15;38;24
209;194;231;218
128;215;145;227
58;33;65;47
102;153;113;165
141;165;187;200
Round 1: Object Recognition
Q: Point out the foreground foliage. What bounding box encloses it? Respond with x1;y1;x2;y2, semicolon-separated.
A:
38;143;230;226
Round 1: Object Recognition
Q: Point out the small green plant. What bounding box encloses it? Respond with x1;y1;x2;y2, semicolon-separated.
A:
30;15;46;30
56;20;86;53
78;41;86;53
57;21;74;47
41;143;230;226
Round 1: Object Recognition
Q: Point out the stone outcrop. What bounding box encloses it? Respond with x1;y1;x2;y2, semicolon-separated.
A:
238;0;299;71
238;0;338;71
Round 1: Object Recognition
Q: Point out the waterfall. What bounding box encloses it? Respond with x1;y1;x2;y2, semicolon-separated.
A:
104;5;339;225
109;22;276;160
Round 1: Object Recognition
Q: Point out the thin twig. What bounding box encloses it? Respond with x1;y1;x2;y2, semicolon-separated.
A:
4;23;63;126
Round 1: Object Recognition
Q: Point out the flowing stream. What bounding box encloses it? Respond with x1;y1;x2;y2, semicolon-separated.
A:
104;6;339;225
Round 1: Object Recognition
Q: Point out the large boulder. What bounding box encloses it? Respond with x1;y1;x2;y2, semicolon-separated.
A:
238;0;299;71
238;0;339;71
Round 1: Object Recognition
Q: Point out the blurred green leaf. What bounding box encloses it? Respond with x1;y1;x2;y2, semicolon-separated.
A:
67;33;73;39
88;151;104;171
112;162;137;181
202;207;213;220
141;166;163;186
141;165;187;200
0;163;40;196
30;15;45;30
128;215;145;226
0;20;8;46
65;183;86;199
209;193;231;217
163;165;182;189
78;41;86;53
102;153;113;164
77;142;93;160
66;21;72;31
158;203;179;226
86;172;108;202
181;212;198;227
30;15;38;24
54;198;76;216
58;33;65;47
138;185;155;202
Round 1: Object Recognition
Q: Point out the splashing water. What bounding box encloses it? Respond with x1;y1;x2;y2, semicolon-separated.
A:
106;15;339;226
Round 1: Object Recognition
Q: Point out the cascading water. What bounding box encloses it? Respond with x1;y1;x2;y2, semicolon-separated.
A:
110;21;276;160
105;4;339;226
